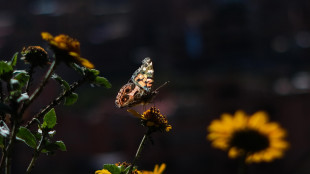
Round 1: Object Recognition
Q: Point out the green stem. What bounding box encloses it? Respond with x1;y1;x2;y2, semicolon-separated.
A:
127;129;152;174
25;76;87;128
5;119;19;174
26;132;45;173
21;61;56;115
25;65;34;94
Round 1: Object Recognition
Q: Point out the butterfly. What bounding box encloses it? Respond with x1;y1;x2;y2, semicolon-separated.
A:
115;57;168;108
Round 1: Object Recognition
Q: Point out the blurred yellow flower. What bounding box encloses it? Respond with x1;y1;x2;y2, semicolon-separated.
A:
41;32;94;69
128;107;172;132
95;169;111;174
142;163;166;174
207;110;289;163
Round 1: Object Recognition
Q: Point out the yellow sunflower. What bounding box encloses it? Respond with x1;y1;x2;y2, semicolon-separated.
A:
141;163;166;174
41;32;94;69
207;110;289;163
127;107;172;132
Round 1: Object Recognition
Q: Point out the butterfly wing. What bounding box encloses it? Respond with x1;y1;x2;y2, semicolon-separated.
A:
115;83;144;108
131;57;154;92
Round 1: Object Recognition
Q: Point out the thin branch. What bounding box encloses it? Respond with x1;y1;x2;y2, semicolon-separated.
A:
26;131;45;174
25;76;87;128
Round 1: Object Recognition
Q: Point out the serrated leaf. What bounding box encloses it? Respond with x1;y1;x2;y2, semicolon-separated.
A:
16;127;37;149
0;120;9;137
10;52;18;67
52;74;70;91
42;108;57;129
64;93;78;106
94;76;112;88
103;164;122;174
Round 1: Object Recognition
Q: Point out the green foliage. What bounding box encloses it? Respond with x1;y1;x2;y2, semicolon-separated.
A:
103;164;135;174
64;92;78;106
0;61;13;81
52;74;70;91
93;76;112;88
16;127;37;149
42;109;57;129
0;120;10;138
13;70;30;89
9;52;18;67
41;140;66;154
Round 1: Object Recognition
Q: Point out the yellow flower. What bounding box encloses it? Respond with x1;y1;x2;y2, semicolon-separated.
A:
41;32;94;69
128;107;172;132
141;163;166;174
207;110;289;163
95;169;111;174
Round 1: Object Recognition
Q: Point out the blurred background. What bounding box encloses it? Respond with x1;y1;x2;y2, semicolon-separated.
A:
1;0;310;173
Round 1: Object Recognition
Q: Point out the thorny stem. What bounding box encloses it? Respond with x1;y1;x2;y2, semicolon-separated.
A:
26;131;45;173
25;76;88;128
127;128;152;174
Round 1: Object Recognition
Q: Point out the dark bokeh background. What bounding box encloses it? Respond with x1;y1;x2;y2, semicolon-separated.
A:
1;0;310;173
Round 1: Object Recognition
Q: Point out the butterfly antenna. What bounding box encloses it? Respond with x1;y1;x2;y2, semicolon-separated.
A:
155;81;170;92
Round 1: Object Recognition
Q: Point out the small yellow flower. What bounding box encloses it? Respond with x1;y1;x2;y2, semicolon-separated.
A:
95;169;111;174
207;110;289;163
21;46;49;67
41;32;94;69
141;163;166;174
128;107;172;132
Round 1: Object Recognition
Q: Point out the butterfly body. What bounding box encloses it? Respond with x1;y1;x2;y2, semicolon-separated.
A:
115;57;159;108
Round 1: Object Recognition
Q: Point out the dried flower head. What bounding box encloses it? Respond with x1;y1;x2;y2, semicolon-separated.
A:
41;32;94;69
207;110;289;163
21;46;49;67
128;107;172;132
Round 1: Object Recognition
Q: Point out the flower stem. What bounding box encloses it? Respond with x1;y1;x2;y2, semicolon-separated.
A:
26;131;45;173
238;154;247;174
24;76;87;128
21;61;56;114
5;119;20;174
127;129;152;174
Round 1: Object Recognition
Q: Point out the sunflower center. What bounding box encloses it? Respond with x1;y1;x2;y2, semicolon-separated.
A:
230;129;270;153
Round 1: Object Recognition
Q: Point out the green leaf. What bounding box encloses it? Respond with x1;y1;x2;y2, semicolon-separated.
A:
42;140;66;153
55;141;66;151
16;93;29;103
16;127;37;149
64;92;78;106
0;61;13;81
103;164;122;174
10;52;18;67
52;74;70;91
0;120;9;138
93;76;112;88
42;108;57;129
14;70;29;88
